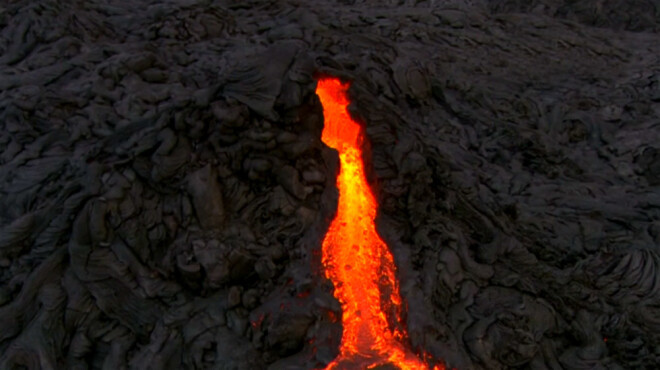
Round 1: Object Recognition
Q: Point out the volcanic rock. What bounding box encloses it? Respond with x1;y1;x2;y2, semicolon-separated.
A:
1;0;659;369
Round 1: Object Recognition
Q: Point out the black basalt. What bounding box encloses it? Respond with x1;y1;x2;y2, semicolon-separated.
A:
0;1;659;369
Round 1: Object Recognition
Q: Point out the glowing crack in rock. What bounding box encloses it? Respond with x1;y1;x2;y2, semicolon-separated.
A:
316;77;443;370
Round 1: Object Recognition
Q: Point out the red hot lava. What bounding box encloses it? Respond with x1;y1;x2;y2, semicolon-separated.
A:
316;77;443;370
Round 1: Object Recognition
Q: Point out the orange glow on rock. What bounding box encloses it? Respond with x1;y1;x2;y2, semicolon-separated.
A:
317;77;444;370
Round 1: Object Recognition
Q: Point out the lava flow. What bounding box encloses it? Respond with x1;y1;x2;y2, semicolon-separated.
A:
317;77;442;370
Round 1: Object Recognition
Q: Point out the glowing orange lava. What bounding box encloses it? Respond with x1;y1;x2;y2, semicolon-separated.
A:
317;77;443;370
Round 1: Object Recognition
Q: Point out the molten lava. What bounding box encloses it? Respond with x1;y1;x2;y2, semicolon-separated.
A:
317;77;442;370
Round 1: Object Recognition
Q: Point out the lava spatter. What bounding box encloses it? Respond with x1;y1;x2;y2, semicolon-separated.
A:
316;77;443;370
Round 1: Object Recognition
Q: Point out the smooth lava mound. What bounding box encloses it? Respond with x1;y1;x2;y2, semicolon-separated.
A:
316;77;444;370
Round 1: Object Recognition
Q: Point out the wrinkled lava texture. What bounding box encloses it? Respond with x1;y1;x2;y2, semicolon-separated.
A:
1;1;660;369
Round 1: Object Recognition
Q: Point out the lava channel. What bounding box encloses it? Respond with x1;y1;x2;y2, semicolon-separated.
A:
316;77;443;370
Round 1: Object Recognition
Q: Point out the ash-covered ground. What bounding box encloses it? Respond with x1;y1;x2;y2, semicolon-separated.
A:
1;1;659;369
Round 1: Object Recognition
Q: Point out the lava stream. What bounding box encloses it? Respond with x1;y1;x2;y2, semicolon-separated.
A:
317;77;442;370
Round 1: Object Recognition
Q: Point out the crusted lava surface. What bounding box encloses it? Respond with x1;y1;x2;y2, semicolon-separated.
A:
0;1;659;369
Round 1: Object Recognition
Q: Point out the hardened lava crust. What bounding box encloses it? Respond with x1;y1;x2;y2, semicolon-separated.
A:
0;1;659;369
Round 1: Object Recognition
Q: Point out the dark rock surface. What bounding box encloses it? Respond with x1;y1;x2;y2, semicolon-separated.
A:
1;0;659;369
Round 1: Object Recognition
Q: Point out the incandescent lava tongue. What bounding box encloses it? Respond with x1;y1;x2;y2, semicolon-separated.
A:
316;77;443;370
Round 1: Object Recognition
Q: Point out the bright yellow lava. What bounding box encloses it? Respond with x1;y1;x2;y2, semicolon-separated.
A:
317;77;443;370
